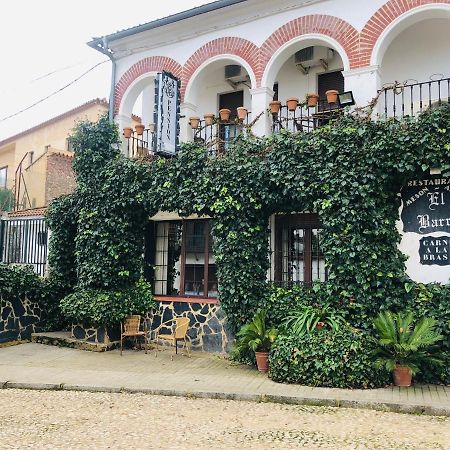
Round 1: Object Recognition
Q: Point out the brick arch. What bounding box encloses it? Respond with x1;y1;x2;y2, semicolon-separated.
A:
360;0;450;68
260;15;359;76
114;56;183;115
181;37;260;98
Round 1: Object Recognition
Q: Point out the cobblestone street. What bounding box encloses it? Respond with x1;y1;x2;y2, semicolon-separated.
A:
0;389;449;449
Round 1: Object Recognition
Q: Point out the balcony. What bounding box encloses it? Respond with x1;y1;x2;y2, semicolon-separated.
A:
379;77;450;119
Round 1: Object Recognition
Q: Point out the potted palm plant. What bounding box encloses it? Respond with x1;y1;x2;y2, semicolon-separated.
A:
233;310;278;373
284;302;346;337
372;311;443;387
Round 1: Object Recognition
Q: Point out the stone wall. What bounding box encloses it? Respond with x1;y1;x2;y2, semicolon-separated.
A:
151;301;234;353
0;296;42;343
71;324;120;345
45;152;76;205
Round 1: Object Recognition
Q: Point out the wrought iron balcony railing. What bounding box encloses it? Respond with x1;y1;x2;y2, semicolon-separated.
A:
124;127;155;159
379;77;450;119
190;111;251;156
270;98;343;134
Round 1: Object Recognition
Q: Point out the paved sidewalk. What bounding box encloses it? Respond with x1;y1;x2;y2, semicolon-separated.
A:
0;343;448;416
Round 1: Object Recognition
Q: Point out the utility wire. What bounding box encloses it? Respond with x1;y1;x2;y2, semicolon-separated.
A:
0;60;109;123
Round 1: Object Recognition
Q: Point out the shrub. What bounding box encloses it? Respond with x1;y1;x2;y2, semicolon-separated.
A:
269;327;389;388
60;278;156;325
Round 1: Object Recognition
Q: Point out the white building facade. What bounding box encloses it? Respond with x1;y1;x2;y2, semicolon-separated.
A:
88;0;450;302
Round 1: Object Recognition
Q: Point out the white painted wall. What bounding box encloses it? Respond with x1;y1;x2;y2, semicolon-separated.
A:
275;48;343;103
381;19;450;87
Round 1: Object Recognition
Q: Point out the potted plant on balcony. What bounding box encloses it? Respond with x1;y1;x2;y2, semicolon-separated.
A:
204;113;215;126
372;311;443;387
233;310;278;373
123;127;133;139
325;89;339;104
269;100;282;115
286;97;299;111
135;124;145;135
219;108;231;122
189;116;201;129
306;93;319;108
236;107;248;121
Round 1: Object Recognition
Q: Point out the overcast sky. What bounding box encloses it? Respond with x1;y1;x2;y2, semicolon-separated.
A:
0;0;209;141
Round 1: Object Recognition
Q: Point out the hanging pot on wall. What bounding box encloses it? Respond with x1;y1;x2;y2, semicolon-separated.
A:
219;108;231;122
269;101;282;114
326;90;339;104
189;116;201;129
237;107;248;121
307;93;319;108
135;124;145;135
286;97;299;111
204;113;215;126
123;127;133;138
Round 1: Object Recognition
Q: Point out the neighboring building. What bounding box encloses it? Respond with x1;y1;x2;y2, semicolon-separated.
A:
0;98;109;210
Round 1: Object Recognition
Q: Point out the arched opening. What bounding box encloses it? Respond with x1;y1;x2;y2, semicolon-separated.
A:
262;37;347;132
183;56;254;153
117;73;157;158
377;7;450;117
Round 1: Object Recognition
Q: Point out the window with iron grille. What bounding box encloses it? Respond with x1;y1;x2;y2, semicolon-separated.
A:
274;213;327;287
150;219;217;298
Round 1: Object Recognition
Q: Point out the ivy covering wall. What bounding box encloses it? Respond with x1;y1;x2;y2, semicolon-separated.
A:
46;109;450;381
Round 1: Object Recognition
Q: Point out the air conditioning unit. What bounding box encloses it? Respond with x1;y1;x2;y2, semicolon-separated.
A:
294;47;335;74
224;64;249;87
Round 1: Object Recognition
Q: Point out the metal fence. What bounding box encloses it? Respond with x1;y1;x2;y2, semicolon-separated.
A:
0;218;48;276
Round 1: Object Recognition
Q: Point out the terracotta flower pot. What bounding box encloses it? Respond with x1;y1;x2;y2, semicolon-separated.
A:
286;97;299;112
219;108;231;122
123;127;133;138
189;116;201;129
326;89;339;104
135;124;145;135
307;93;319;108
269;101;282;114
255;351;269;373
236;107;248;121
393;365;412;387
316;321;325;330
204;113;215;126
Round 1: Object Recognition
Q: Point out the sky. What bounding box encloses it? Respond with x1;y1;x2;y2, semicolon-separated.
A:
0;0;210;141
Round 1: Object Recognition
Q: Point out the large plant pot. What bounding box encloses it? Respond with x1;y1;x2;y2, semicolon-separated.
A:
255;351;269;373
393;365;412;387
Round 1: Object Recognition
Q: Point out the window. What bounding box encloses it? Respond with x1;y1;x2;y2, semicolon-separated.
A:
151;219;217;298
274;213;327;287
0;166;7;189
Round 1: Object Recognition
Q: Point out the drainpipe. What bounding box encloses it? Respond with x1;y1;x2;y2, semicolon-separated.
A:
102;37;116;122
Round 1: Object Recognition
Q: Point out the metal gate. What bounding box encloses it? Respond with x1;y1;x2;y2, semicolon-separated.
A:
0;217;48;276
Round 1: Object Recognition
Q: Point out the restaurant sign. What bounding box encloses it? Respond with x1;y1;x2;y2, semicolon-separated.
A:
400;176;450;234
154;71;180;155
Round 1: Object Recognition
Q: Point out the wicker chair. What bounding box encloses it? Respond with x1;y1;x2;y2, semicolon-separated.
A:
120;315;148;356
154;317;191;359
